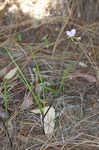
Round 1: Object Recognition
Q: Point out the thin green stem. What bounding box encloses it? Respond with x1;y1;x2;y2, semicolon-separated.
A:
5;47;43;115
56;63;72;96
29;47;46;106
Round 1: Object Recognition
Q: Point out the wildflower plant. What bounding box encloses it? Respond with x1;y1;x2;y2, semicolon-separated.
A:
66;28;76;39
4;46;73;136
66;28;81;44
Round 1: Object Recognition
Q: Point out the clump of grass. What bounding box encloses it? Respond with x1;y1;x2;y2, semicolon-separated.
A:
5;46;72;117
29;47;72;117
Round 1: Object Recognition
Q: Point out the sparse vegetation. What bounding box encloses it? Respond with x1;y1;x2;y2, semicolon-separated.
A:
0;0;99;150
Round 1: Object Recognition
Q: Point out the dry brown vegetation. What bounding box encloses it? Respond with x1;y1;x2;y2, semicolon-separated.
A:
0;0;99;150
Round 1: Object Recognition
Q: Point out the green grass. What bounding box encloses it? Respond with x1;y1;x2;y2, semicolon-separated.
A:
17;33;22;42
29;47;46;107
55;63;72;96
44;35;49;49
3;76;13;147
5;47;43;115
4;46;72;117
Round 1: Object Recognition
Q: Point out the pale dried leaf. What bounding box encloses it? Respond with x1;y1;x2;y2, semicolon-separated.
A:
30;108;40;114
42;106;55;136
67;73;96;83
82;74;96;83
5;68;17;80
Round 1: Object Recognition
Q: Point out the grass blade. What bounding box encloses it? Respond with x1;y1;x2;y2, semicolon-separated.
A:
29;47;46;106
56;63;72;96
5;47;43;115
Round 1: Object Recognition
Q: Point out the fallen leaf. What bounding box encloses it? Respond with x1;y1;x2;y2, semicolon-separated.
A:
5;68;17;80
20;92;33;110
30;108;41;114
67;73;96;83
42;106;55;136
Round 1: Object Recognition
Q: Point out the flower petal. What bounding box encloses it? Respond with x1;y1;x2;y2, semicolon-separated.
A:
71;29;76;36
66;28;76;38
66;31;71;38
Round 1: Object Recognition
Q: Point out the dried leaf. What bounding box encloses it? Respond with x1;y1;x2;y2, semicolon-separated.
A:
5;68;17;80
67;73;96;83
20;92;33;110
30;108;41;114
82;74;96;83
42;106;55;136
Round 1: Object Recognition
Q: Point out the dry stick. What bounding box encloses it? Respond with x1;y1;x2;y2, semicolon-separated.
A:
0;16;67;34
52;1;72;56
52;16;70;56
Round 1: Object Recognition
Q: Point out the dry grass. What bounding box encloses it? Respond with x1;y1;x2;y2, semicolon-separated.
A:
0;0;99;150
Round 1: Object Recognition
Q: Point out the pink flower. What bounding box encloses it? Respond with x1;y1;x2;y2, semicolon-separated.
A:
66;29;76;38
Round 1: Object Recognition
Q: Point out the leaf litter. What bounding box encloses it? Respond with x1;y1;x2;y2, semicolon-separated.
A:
0;0;99;150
